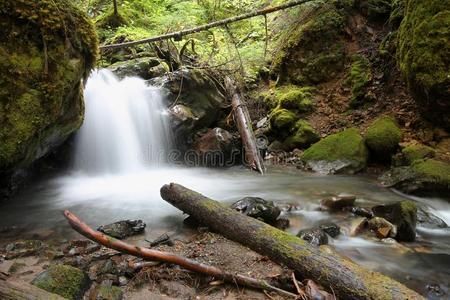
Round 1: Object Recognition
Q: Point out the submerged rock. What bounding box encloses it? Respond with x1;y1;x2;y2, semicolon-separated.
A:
32;264;90;300
97;220;146;239
297;228;328;246
372;201;417;242
320;194;356;211
301;128;369;174
380;159;450;199
231;197;281;224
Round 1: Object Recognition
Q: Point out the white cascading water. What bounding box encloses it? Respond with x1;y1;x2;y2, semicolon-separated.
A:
75;69;172;174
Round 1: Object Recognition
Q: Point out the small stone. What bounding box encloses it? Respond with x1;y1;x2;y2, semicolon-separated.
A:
320;195;356;211
349;206;374;218
297;228;328;246
319;223;340;238
90;283;123;300
368;217;397;239
118;276;128;286
350;217;368;236
231;197;281;224
97;220;146;239
274;217;290;230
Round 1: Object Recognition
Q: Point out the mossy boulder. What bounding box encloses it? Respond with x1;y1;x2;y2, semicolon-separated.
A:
365;116;402;158
397;0;450;129
272;0;355;84
302;128;369;174
0;0;97;177
372;201;418;242
90;284;123;300
270;108;297;130
260;85;315;113
282;120;319;150
32;264;90;300
346;55;372;108
402;144;435;164
108;57;162;79
380;159;450;199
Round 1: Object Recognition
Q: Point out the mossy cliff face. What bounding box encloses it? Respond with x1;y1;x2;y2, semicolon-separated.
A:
397;0;450;129
0;0;98;172
271;0;355;84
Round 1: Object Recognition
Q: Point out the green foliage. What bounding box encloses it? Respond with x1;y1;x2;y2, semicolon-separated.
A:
402;144;435;164
346;55;372;108
302;128;368;166
365;116;402;156
32;264;88;300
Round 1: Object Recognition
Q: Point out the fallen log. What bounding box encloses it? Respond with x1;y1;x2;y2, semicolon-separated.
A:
160;183;424;300
0;278;66;300
225;77;265;174
100;0;315;50
63;210;296;298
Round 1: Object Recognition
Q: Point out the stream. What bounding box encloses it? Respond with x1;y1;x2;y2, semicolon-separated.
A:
1;70;449;298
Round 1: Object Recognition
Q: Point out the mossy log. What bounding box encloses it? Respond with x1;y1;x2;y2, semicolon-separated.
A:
0;278;66;300
225;77;265;174
160;183;424;300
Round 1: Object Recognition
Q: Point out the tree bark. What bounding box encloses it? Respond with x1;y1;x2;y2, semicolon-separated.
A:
0;278;66;300
225;77;265;174
160;183;424;300
113;0;118;17
63;210;297;298
100;0;315;50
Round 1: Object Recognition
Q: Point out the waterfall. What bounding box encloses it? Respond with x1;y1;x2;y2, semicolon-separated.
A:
74;69;172;174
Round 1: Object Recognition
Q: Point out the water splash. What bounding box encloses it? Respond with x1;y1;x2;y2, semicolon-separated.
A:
75;69;171;174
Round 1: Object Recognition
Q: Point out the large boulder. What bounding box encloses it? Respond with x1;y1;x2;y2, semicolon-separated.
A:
365;116;403;159
397;0;450;129
301;128;369;174
32;264;90;300
0;0;97;193
380;159;450;199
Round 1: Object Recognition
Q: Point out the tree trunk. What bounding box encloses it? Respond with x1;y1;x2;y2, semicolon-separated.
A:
160;183;424;300
113;0;118;17
0;278;66;300
225;77;265;174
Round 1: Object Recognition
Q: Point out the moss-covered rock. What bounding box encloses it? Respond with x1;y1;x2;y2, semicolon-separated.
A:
0;0;98;173
346;55;372;108
271;1;355;84
32;264;90;300
270;108;297;130
380;159;450;199
108;57;162;79
302;128;369;174
91;284;123;300
278;86;315;113
402;144;435;164
282;120;319;150
365;116;402;158
397;0;450;129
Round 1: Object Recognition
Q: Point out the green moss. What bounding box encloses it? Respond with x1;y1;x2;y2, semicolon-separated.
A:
270;108;297;130
397;0;450;128
346;55;372;108
272;1;354;84
412;159;450;186
97;285;123;300
0;0;98;169
365;116;403;157
278;86;315;112
32;264;88;300
302;128;368;170
283;120;319;150
402;144;435;164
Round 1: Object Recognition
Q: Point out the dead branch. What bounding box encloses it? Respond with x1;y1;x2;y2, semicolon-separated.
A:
62;210;297;298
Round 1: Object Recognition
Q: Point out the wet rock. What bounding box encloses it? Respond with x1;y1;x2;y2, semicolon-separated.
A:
274;217;290;230
4;240;44;259
319;223;340;238
379;159;450;199
32;264;90;300
118;276;128;286
97;220;146;239
372;201;417;242
350;217;368;236
348;206;374;218
108;57;161;80
193;128;241;167
231;197;281;224
149;233;174;247
320;194;356;211
368;217;397;239
297;228;328;246
417;208;447;229
90;283;123;300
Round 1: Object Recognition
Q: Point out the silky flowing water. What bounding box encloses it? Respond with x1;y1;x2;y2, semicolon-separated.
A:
0;70;448;297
